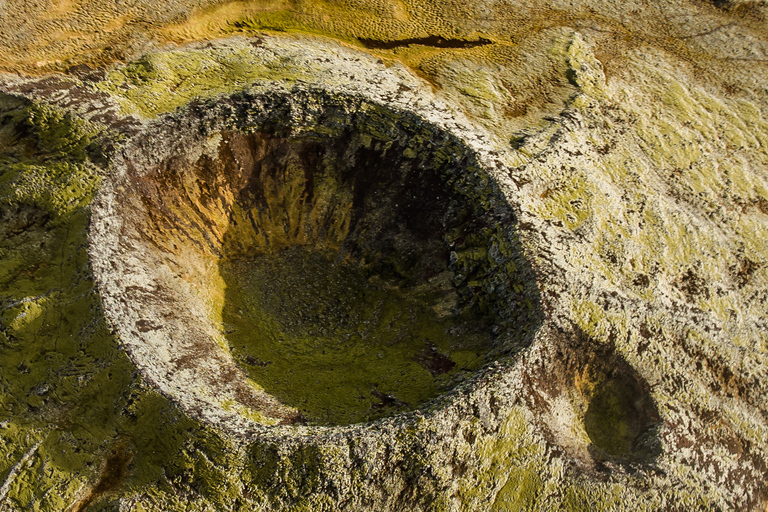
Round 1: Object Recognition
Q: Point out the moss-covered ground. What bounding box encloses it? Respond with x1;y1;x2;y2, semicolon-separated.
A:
0;93;255;510
222;246;491;424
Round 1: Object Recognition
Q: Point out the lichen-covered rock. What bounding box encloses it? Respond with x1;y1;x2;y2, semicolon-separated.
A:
0;1;766;510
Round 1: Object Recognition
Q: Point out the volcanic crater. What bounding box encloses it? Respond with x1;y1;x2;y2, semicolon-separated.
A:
90;89;540;430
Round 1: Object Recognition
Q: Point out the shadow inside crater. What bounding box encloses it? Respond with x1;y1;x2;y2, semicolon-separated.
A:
583;351;662;464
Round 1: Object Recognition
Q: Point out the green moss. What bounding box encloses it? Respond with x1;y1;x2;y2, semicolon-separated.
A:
491;466;543;511
561;484;623;512
455;411;545;510
97;46;314;118
222;245;492;425
0;99;99;163
534;175;593;230
242;443;329;508
0;97;102;218
0;208;121;507
1;161;100;218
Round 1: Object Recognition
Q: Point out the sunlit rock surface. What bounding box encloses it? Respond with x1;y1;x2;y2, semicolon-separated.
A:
0;1;766;510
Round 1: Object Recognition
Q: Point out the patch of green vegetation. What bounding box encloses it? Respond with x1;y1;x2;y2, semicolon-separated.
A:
242;442;347;510
222;246;492;425
491;466;543;511
0;96;102;218
533;175;593;231
561;483;623;512
455;411;544;510
579;364;661;464
97;46;314;119
0;95;254;510
1;161;100;218
0;97;98;162
0;205;248;510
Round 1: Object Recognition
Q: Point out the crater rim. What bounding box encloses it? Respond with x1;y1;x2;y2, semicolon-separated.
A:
88;86;542;438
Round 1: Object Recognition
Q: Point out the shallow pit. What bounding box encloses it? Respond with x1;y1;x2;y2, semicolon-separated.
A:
92;89;539;428
533;328;662;469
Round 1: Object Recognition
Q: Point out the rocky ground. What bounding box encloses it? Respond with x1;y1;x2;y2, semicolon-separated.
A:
0;0;766;510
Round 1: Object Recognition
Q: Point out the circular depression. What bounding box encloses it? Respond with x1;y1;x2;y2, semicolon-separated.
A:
91;89;539;430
